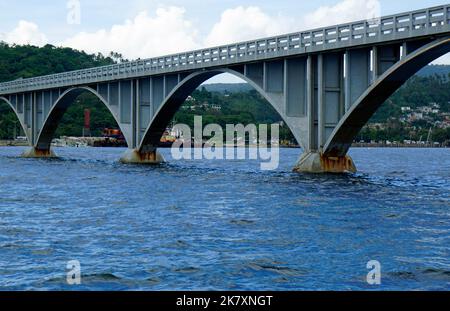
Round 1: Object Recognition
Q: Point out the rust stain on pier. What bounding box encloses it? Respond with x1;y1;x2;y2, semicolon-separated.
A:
320;154;357;173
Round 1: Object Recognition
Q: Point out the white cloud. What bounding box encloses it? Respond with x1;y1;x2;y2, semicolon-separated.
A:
204;6;296;47
432;53;450;65
61;7;200;59
203;1;382;47
0;1;384;59
303;0;381;29
0;20;47;46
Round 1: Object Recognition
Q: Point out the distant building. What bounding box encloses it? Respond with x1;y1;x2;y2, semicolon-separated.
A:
186;96;195;102
431;102;440;109
418;106;433;114
441;120;450;129
367;123;385;130
408;112;423;121
401;106;411;113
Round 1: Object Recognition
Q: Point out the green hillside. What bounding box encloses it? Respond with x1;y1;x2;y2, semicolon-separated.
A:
0;43;119;138
0;42;116;82
417;64;450;77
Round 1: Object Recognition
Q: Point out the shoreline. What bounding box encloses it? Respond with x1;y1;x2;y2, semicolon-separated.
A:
1;140;448;149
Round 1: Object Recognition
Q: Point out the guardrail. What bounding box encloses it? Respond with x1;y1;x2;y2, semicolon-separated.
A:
1;4;449;95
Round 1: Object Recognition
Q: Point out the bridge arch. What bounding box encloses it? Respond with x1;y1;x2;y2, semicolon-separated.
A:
323;37;450;157
138;68;302;152
0;96;30;143
35;86;127;150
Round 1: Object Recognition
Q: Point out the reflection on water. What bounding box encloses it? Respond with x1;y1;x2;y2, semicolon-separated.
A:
0;147;449;290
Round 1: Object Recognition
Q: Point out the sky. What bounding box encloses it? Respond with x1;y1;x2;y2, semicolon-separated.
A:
0;0;449;83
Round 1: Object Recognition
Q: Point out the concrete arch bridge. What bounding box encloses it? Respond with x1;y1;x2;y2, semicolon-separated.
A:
1;4;449;173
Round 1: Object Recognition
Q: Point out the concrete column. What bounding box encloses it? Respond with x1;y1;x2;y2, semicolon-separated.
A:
23;92;57;158
345;48;370;111
401;42;408;59
118;81;122;121
339;54;345;118
371;46;379;83
31;92;36;146
149;77;154;120
317;54;325;150
163;75;167;99
135;79;140;149
306;55;315;152
131;79;137;149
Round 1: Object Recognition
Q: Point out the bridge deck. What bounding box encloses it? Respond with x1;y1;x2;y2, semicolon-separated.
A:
0;4;449;95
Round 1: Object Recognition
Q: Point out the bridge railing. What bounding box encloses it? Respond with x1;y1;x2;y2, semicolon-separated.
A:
1;4;449;95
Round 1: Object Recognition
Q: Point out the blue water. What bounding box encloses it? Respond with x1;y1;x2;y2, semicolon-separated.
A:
0;147;449;290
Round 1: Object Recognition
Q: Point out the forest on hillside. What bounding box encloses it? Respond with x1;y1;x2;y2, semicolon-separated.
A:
0;42;116;82
0;43;118;138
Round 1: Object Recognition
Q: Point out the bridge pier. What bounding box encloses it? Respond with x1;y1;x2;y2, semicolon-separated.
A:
293;152;356;174
120;149;165;165
22;147;57;159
